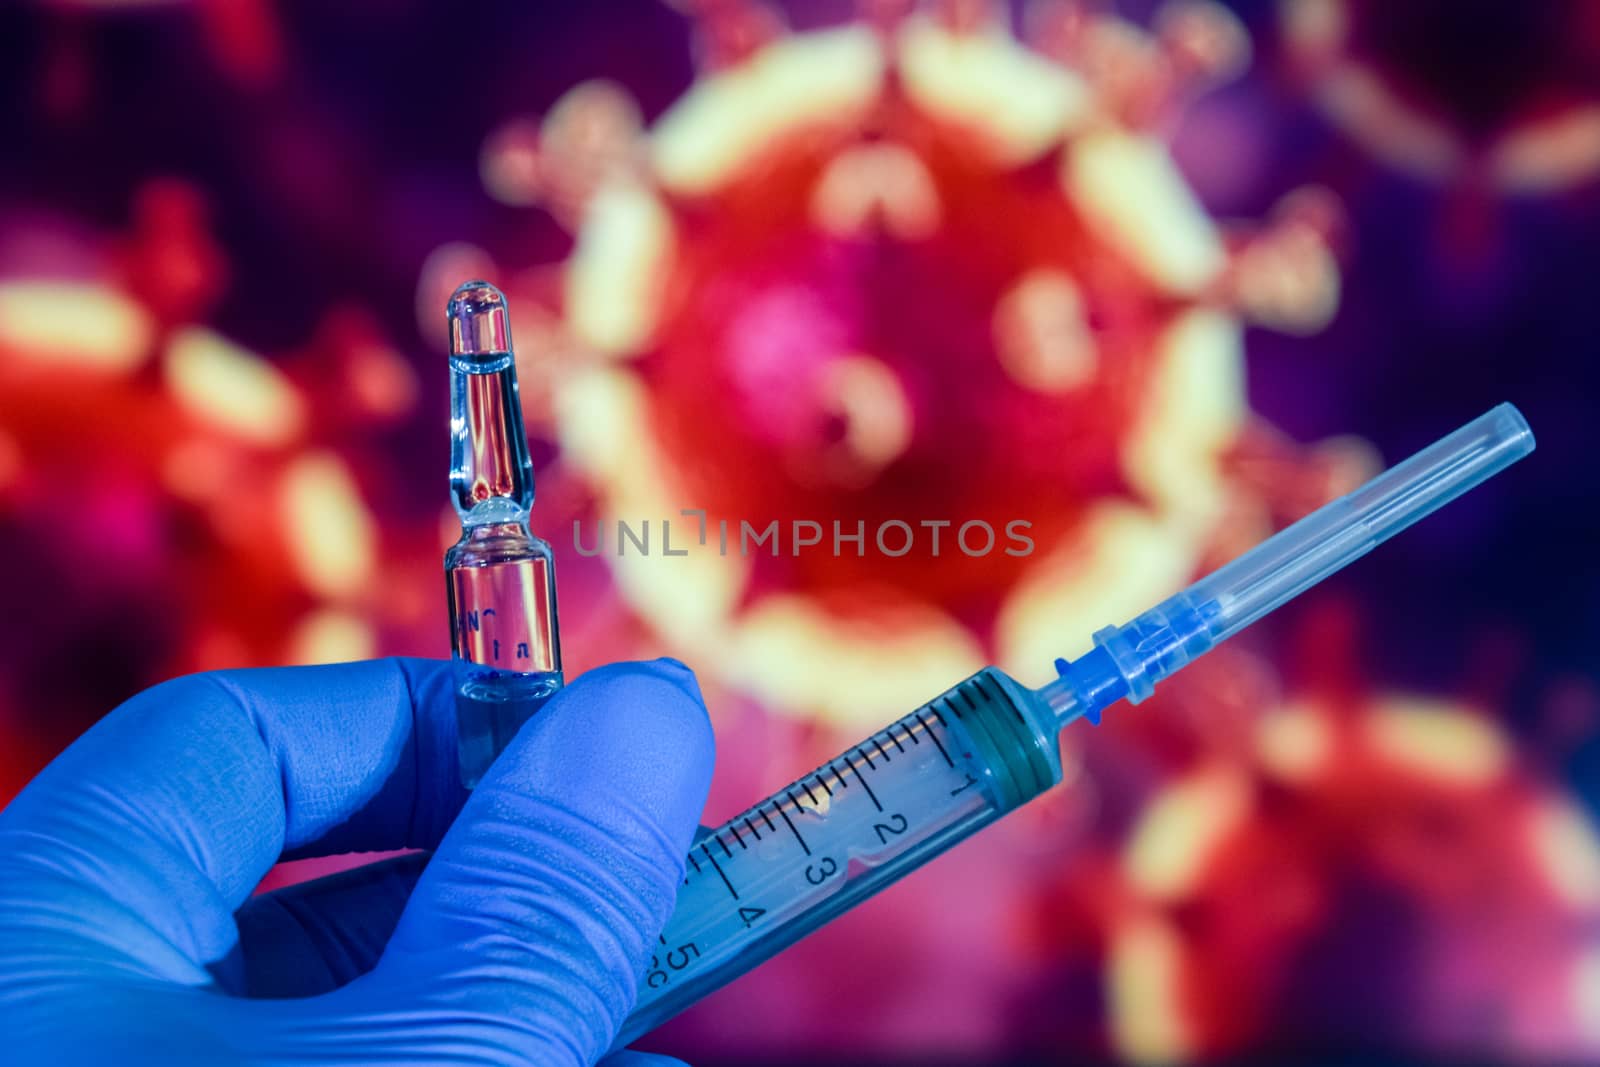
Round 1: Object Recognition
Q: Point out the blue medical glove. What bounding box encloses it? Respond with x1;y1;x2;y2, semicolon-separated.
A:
0;657;714;1066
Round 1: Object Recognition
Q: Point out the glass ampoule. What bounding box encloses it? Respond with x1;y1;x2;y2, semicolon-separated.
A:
445;281;563;787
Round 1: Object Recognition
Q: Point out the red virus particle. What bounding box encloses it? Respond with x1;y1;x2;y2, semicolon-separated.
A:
0;181;432;803
1282;0;1600;195
467;0;1352;735
1019;623;1600;1065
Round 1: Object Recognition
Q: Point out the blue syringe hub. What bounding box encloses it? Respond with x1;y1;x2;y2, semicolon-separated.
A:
1044;403;1534;727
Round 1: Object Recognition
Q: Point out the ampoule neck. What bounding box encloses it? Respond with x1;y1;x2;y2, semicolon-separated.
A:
448;515;550;565
458;504;531;534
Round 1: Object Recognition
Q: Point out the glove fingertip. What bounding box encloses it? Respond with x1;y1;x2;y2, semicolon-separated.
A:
598;1052;693;1067
490;659;716;854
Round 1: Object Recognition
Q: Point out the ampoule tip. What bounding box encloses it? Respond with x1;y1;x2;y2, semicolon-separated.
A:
448;281;512;358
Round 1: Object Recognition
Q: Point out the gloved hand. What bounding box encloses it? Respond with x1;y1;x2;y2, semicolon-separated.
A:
0;656;714;1066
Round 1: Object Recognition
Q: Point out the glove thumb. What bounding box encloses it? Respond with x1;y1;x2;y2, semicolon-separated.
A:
365;659;714;1066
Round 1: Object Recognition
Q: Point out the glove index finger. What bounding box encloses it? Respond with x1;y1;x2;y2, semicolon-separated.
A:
0;656;461;987
373;659;715;1066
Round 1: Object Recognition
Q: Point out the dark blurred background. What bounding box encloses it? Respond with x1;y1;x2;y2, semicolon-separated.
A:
3;0;1600;1063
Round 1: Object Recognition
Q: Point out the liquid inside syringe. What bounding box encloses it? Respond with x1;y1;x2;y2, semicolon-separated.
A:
624;668;1050;1045
614;403;1534;1049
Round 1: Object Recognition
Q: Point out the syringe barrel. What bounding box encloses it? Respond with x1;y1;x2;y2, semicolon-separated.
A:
1188;402;1533;646
613;668;1063;1049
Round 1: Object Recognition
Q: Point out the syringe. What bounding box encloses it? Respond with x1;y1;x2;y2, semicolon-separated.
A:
616;403;1534;1048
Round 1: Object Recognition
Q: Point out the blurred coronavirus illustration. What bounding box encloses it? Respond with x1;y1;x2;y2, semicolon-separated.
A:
1282;0;1600;196
3;0;1598;1063
465;0;1353;733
